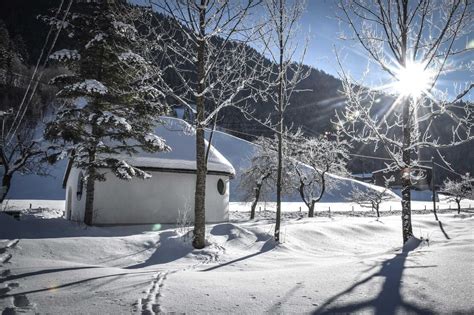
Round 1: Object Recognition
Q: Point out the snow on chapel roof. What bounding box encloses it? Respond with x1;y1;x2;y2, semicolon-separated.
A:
123;117;235;176
63;117;235;187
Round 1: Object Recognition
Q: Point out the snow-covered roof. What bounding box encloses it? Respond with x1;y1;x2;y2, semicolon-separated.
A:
121;117;235;175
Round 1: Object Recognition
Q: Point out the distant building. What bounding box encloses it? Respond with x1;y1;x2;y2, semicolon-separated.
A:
172;103;196;123
352;173;374;183
372;165;432;190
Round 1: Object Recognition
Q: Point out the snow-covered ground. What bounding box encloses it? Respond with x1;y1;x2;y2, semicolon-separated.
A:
1;200;473;314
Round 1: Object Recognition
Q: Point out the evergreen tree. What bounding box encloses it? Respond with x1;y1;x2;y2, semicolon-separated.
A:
44;0;169;225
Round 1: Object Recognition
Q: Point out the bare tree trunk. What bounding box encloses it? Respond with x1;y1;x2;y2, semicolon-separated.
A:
318;172;327;203
84;150;96;225
250;183;263;220
457;200;461;214
401;101;413;243
375;204;380;218
431;157;438;221
0;173;11;204
274;0;284;243
300;171;327;218
193;1;207;249
308;202;315;218
298;181;312;217
400;2;413;244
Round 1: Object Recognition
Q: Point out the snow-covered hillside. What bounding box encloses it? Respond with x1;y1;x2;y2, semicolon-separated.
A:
1;205;473;314
9;117;400;203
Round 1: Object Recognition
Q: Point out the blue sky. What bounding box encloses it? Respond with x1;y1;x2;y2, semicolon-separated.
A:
296;1;472;99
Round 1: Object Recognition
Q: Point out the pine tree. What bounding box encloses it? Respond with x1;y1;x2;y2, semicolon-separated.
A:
44;0;169;225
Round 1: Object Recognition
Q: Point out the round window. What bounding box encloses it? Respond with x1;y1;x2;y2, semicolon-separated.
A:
217;179;226;195
77;172;84;201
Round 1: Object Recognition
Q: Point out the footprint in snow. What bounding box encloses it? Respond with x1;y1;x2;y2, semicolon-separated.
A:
0;286;10;295
0;269;11;278
1;307;16;315
13;295;30;308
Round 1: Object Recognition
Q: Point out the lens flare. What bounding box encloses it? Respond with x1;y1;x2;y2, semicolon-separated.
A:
393;61;434;98
151;224;162;231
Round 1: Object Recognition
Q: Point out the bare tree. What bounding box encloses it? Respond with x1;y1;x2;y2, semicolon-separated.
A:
260;0;309;241
289;135;350;217
240;135;295;219
146;0;274;248
335;0;473;243
350;186;393;218
240;137;278;219
0;112;55;203
441;173;473;214
0;1;68;203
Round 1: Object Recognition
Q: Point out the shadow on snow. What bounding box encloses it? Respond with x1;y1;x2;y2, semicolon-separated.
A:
312;237;436;315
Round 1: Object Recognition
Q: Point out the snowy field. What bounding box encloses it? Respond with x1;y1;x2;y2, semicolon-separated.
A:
1;200;473;314
3;193;473;215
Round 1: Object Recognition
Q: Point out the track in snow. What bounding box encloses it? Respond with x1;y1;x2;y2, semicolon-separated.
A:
139;271;169;315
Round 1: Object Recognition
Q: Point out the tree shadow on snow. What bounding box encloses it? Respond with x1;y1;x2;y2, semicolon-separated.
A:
201;224;275;272
0;266;99;284
0;213;177;239
125;231;193;269
437;220;450;240
312;237;437;315
0;270;155;299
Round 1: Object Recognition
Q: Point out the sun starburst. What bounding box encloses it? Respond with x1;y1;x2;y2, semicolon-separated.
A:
393;61;435;99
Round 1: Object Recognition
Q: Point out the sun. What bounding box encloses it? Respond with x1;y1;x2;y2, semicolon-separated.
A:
393;61;434;98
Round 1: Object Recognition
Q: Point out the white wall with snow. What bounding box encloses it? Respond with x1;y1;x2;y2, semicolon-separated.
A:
65;168;230;224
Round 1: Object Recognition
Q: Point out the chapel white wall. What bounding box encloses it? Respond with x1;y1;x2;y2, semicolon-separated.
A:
87;170;230;224
65;167;86;222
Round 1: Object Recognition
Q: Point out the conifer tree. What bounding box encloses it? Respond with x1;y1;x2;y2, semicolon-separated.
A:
44;0;169;225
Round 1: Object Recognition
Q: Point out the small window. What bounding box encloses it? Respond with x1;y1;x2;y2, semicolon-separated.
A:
217;178;226;195
77;172;84;200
